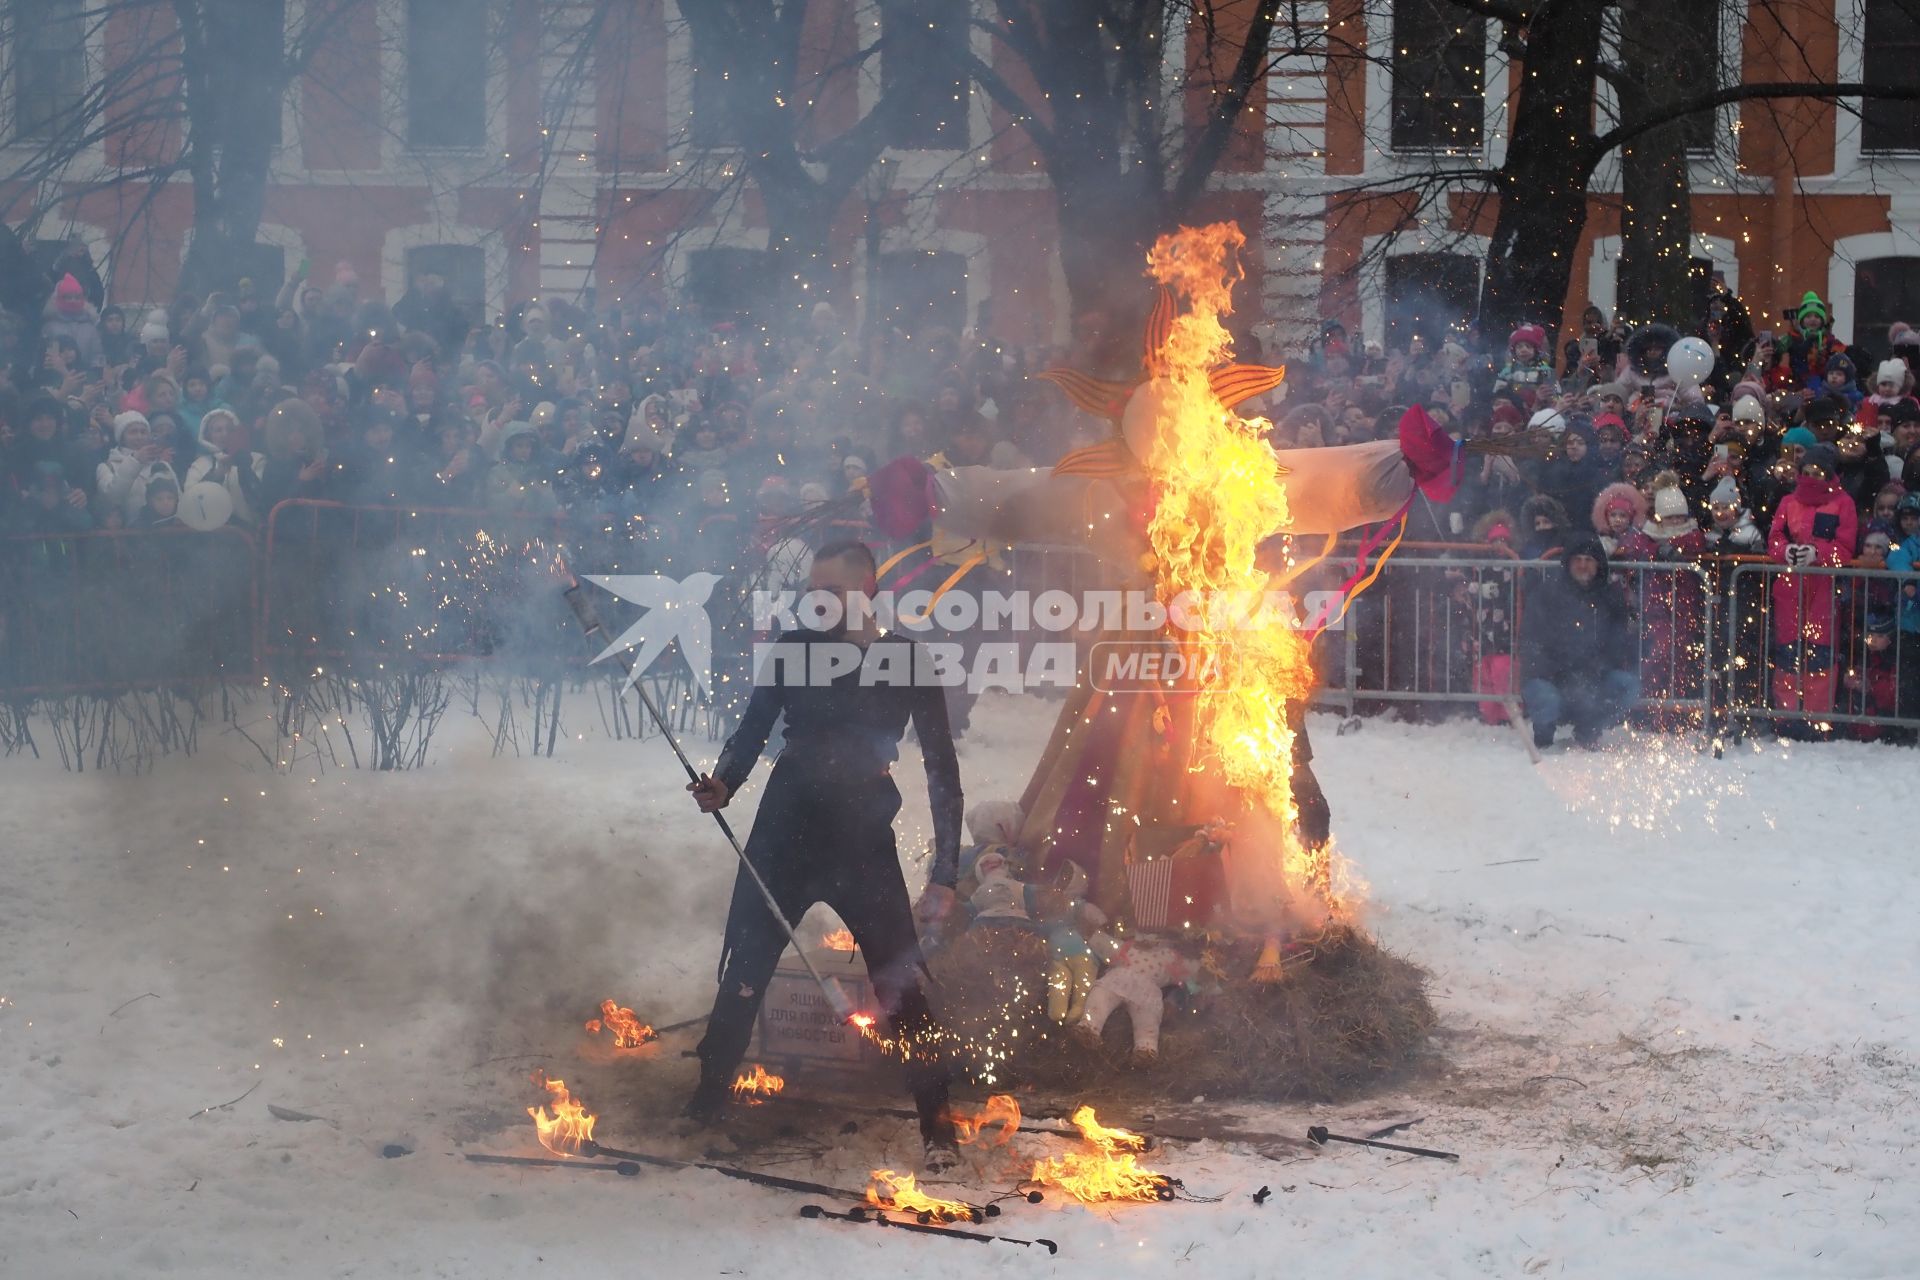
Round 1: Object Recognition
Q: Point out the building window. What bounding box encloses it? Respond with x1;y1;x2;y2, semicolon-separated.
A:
406;0;487;148
686;247;776;323
1675;0;1723;155
883;1;968;150
12;0;87;142
406;244;487;312
1863;0;1920;154
1390;0;1484;152
873;249;969;336
1384;251;1479;349
1855;256;1920;355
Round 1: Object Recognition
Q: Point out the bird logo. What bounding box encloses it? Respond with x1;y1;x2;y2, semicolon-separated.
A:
584;573;723;696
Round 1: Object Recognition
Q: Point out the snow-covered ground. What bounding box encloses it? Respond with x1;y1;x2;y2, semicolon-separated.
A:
3;693;1916;1278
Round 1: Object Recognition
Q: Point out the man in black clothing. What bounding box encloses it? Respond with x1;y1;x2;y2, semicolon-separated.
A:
1519;536;1640;750
685;541;964;1170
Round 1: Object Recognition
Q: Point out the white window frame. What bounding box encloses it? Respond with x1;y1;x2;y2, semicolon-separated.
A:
1358;229;1490;351
383;221;509;319
1585;232;1740;324
1826;219;1920;341
1835;0;1920;181
1364;1;1499;176
1;0;106;166
378;0;508;173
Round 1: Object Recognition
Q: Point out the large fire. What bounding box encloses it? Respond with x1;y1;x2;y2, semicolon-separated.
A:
527;1072;596;1156
866;1169;977;1223
730;1063;785;1102
584;998;656;1049
1143;222;1365;926
1027;1105;1170;1203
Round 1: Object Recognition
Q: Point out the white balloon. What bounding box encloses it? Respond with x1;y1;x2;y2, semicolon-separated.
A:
1667;336;1716;387
178;480;234;530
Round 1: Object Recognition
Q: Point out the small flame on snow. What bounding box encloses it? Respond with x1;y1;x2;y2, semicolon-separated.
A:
952;1093;1023;1147
821;927;858;952
866;1169;976;1222
731;1063;785;1102
584;998;656;1049
528;1072;596;1157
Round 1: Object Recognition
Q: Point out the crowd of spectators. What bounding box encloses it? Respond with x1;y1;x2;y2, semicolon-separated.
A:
2;238;1918;738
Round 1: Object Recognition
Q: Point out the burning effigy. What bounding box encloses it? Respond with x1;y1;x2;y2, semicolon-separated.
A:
893;224;1437;1100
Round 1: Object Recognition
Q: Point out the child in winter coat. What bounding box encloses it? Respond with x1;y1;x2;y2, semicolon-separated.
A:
1494;324;1556;407
1818;354;1863;408
1858;359;1916;427
183;408;267;526
1591;482;1650;559
42;273;103;370
1768;443;1859;723
1786;292;1850;387
130;474;183;529
96;411;182;523
1703;476;1763;552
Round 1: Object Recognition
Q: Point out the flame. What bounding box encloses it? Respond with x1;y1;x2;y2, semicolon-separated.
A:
821;927;858;952
527;1073;596;1156
866;1169;976;1222
1027;1105;1169;1203
952;1093;1023;1147
730;1063;785;1102
584;998;656;1049
1142;223;1364;927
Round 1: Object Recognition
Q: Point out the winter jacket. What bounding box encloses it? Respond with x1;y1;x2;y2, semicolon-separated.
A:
1767;475;1858;647
1517;536;1636;684
1702;510;1763;553
1888;543;1920;636
42;297;104;370
96;448;180;521
183;448;267;526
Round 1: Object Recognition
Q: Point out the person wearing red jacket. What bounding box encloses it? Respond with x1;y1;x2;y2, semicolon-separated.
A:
1768;443;1858;725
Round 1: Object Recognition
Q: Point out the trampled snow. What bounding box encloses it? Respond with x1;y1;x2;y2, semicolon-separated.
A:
2;694;1915;1278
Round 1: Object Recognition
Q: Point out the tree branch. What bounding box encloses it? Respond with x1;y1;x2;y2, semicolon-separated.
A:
1592;82;1920;156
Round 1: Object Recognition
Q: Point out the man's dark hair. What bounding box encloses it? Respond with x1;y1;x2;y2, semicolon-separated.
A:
814;539;877;576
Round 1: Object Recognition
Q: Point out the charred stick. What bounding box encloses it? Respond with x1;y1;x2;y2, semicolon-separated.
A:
580;1141;993;1220
465;1153;640;1175
1306;1125;1458;1162
799;1204;1056;1253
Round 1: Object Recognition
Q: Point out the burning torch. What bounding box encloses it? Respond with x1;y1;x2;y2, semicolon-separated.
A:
558;558;861;1025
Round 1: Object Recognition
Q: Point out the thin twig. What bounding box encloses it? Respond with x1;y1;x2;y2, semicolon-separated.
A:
186;1080;260;1120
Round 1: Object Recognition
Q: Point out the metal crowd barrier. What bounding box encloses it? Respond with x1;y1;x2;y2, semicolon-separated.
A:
1723;561;1918;735
0;525;258;697
1317;555;1715;727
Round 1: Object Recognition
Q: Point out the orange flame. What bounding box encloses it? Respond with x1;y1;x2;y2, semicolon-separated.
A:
527;1072;596;1157
730;1063;785;1103
1027;1104;1169;1204
821;927;858;952
951;1093;1023;1147
584;998;656;1049
866;1169;976;1222
1142;223;1365;927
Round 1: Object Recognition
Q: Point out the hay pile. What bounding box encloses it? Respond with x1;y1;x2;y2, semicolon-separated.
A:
925;926;1434;1102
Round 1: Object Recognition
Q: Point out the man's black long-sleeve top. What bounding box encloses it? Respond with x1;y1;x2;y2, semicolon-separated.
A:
713;629;965;887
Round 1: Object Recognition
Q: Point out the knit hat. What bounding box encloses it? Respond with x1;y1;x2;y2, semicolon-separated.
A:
799;481;830;506
1593;411;1627;436
1647;484;1696;538
1731;378;1766;405
1826;354;1857;384
1796;290;1828;327
1732;394;1765;423
619;413;668;454
53;272;85;314
1509;324;1547;352
1491;402;1526;430
1593;382;1628;403
1670;400;1715;428
112;410;149;443
139;307;169;344
1783;426;1819;450
1801;443;1839;476
1876;358;1909;390
1708;475;1743;509
841;454;868;475
1528;408;1567;432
